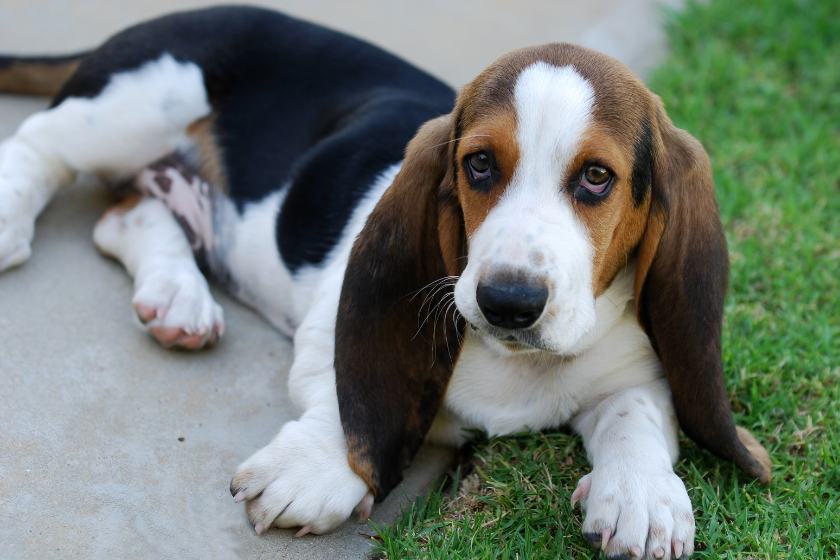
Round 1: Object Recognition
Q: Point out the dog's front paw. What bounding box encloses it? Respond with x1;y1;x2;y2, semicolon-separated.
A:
0;211;34;272
0;140;38;273
230;414;372;536
572;465;694;559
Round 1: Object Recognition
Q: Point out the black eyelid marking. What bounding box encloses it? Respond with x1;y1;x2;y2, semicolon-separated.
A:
573;182;614;205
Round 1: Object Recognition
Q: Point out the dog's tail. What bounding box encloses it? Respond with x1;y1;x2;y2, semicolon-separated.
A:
0;52;88;97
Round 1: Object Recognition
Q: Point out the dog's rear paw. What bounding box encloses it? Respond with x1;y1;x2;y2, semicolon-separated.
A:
573;465;694;559
230;413;370;535
133;265;224;349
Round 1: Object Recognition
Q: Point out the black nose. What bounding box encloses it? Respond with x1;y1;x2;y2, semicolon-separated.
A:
476;276;548;329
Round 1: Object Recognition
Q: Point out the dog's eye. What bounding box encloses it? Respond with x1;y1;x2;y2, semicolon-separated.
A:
581;165;611;193
467;152;492;179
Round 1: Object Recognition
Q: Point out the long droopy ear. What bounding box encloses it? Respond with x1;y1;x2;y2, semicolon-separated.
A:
335;114;465;500
635;101;772;484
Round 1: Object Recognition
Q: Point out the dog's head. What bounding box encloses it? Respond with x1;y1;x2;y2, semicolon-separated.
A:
336;44;771;498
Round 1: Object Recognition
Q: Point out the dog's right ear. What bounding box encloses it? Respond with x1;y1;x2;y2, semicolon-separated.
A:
335;114;465;500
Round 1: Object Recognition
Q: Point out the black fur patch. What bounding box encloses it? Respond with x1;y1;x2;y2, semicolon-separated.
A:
451;107;465;185
630;117;653;205
50;6;453;272
275;92;452;271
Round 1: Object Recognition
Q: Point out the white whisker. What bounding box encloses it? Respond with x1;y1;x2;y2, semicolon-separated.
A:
416;283;456;335
409;275;459;301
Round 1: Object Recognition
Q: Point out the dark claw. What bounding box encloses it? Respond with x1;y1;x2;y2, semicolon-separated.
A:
229;477;237;497
583;532;601;548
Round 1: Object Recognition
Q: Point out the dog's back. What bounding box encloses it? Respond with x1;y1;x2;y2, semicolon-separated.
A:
0;6;453;332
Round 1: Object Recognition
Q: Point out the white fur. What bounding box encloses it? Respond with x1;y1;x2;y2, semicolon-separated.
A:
233;404;370;535
570;382;694;558
210;164;401;339
0;53;210;272
429;263;658;443
93;197;224;344
454;63;598;355
433;261;694;558
212;190;297;336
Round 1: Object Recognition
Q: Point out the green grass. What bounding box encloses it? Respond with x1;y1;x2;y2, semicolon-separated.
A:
372;0;840;557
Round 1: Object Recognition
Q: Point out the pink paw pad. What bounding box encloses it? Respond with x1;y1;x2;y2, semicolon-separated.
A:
149;324;222;350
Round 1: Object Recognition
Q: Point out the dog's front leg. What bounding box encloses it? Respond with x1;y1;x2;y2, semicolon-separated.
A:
231;404;372;535
230;272;372;536
571;379;694;559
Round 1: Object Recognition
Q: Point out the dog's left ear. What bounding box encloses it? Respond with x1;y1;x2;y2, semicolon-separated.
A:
634;99;771;484
335;114;464;500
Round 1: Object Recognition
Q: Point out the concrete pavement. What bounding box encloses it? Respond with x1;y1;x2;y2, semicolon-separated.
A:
0;1;680;558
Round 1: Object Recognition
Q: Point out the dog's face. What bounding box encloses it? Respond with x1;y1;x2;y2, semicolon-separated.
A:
451;50;654;356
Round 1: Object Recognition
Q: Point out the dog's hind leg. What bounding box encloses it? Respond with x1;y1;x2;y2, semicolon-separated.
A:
0;53;210;273
93;192;224;350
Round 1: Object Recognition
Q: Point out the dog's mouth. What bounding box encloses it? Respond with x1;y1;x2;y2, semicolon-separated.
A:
469;322;550;353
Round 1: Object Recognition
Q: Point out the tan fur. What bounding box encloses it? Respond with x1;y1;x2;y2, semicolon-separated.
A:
186;114;228;192
96;192;143;222
454;110;520;238
0;60;79;97
346;444;377;494
633;201;666;307
573;128;651;296
736;427;772;484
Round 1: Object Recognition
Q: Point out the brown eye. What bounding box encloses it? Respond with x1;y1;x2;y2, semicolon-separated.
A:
467;152;491;178
584;165;610;186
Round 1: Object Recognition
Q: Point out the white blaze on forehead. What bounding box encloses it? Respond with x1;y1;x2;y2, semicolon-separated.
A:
511;61;595;202
453;61;599;354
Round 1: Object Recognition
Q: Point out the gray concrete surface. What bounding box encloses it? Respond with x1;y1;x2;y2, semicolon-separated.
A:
0;1;679;558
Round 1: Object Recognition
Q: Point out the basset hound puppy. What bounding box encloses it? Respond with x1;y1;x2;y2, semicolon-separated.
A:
0;6;771;558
